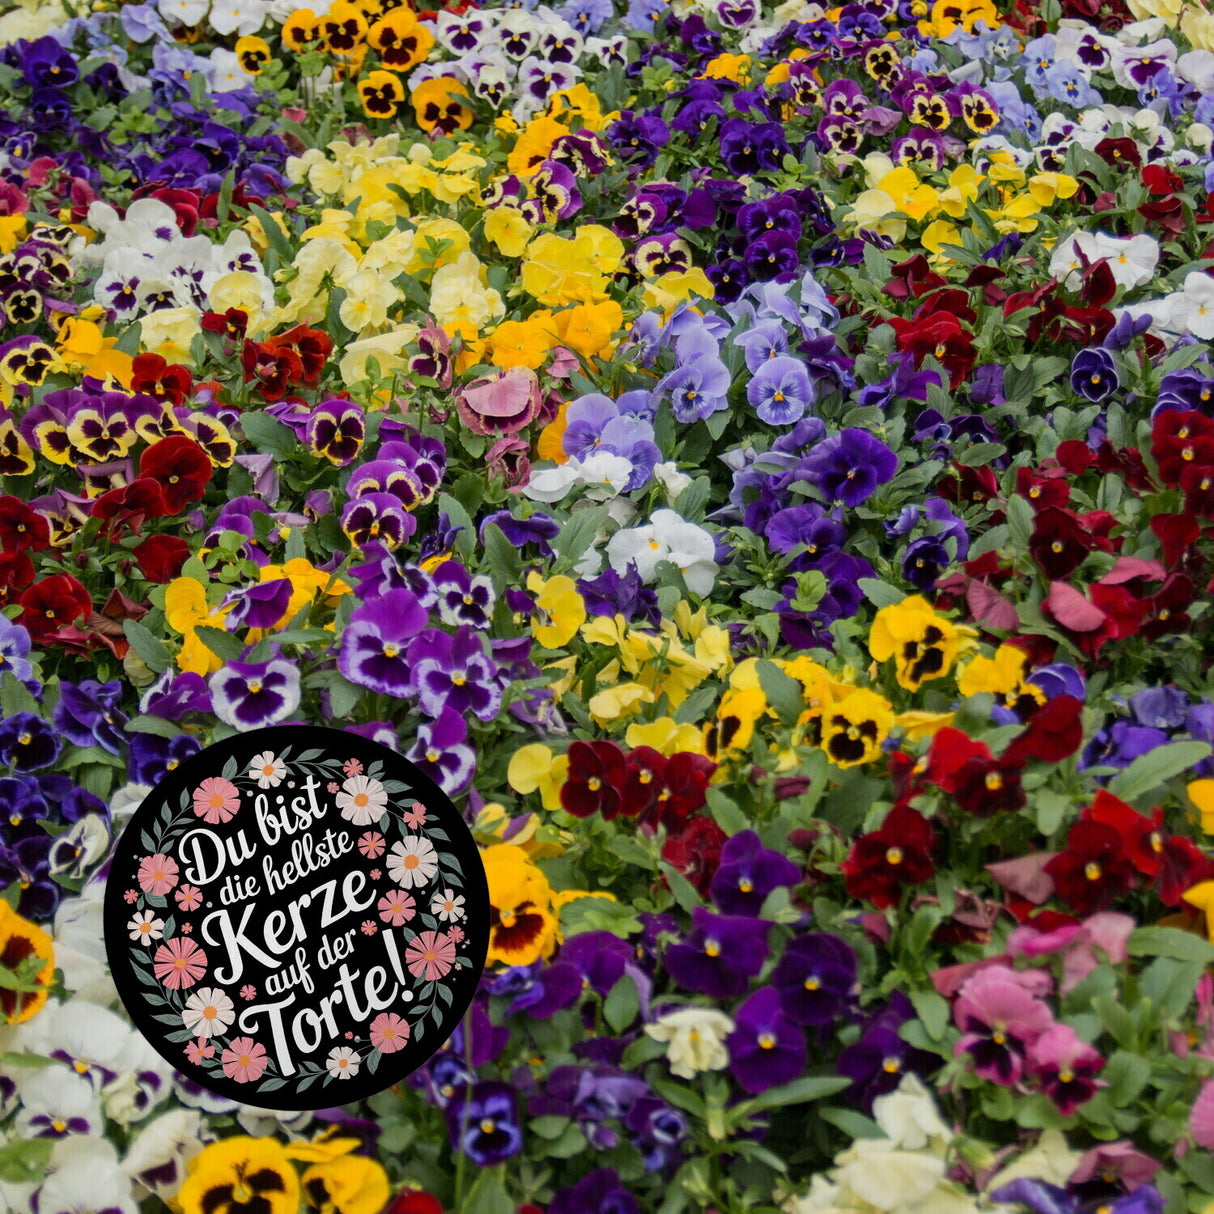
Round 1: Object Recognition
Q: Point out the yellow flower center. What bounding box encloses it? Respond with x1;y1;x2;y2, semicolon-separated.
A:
1085;861;1102;881
885;847;903;865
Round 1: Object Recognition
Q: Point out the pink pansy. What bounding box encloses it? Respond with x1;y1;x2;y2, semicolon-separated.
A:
138;854;180;896
455;367;543;437
344;758;364;777
378;889;416;927
1191;1078;1214;1151
402;801;427;829
405;930;456;981
192;777;240;825
1028;1023;1106;1116
175;884;204;912
358;832;386;859
1070;1142;1162;1192
1061;913;1136;995
152;937;208;990
953;965;1055;1085
221;1037;269;1083
370;1012;410;1054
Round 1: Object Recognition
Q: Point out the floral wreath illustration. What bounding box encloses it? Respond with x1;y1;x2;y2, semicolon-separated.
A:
118;744;473;1098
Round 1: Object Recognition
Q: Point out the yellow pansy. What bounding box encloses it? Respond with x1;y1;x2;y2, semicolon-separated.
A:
869;595;963;692
507;114;570;176
704;686;768;761
301;1156;389;1214
922;219;962;256
937;164;984;219
896;710;956;741
508;744;570;811
554;300;623;362
488;314;560;370
589;681;652;725
164;578;231;677
1188;780;1214;834
876;167;940;221
821;687;897;768
54;317;134;386
1182;881;1214;943
527;572;587;648
624;717;708;756
847;189;906;242
484;205;534;258
642;269;715;318
1028;173;1080;206
958;644;1027;699
179;1139;298;1214
482;844;558;966
408;217;472;273
986;192;1045;234
547;82;616;131
0;901;54;1024
699;52;751;83
0;215;27;255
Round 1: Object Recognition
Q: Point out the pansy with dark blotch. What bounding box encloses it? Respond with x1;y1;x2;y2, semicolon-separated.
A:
209;654;301;730
337;587;429;696
664;907;771;998
432;559;496;630
0;776;48;843
836;991;939;1111
796;429;898;508
727;986;807;1094
547;1168;638;1214
529;1064;649;1149
406;626;502;722
407;706;475;794
305;399;365;466
138;670;212;721
340;492;415;551
0;834;58;919
221;578;292;632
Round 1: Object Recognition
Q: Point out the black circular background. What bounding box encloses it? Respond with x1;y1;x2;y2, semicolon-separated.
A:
104;724;489;1110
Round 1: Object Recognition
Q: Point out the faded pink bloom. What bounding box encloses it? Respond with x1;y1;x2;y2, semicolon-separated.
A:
193;777;240;825
954;965;1055;1086
240;985;256;1000
124;889;139;904
221;1037;269;1083
486;435;530;487
1192;1078;1214;1150
370;1012;410;1054
358;831;386;860
138;854;180;896
152;937;208;990
328;782;340;794
405;930;456;981
378;890;415;927
175;884;203;912
447;924;465;944
455;367;542;437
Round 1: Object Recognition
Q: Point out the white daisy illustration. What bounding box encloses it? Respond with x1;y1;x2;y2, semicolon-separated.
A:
127;912;165;945
386;836;439;889
334;775;389;826
249;751;287;789
180;988;236;1039
326;1046;361;1079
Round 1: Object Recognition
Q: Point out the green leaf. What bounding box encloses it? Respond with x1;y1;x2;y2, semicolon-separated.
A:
909;989;950;1042
1107;742;1212;801
733;1075;851;1117
482;523;524;587
603;975;639;1032
462;1169;512;1214
1127;926;1214;964
122;619;171;675
817;1107;886;1140
328;674;363;720
756;659;803;728
857;578;905;609
528;1115;572;1141
124;714;183;739
673;476;710;521
955;442;1007;467
240;411;299;460
0;673;38;719
705;787;749;836
1102;1050;1150;1106
193;625;248;664
657;862;702;913
551;506;607;572
0;1136;52;1183
1006;493;1034;551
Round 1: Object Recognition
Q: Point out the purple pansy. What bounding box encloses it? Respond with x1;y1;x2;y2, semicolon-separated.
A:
209;656;301;730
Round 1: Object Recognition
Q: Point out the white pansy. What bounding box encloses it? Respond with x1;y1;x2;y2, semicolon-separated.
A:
50;815;111;879
17;1000;133;1087
644;1008;734;1079
105;1034;174;1126
209;47;253;92
122;1108;208;1201
833;1139;947;1210
1048;230;1159;291
606;509;719;596
983;1129;1083;1194
208;0;271;35
157;0;208;22
51;879;115;1003
110;783;153;826
653;462;693;502
35;1135;137;1214
870;1073;951;1151
235;1104;314;1137
1169;271;1214;339
15;1067;104;1139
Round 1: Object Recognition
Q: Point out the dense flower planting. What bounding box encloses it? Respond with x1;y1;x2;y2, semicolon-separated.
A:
3;0;1214;1208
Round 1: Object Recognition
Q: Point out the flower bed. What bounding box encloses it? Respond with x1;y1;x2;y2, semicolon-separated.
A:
2;0;1214;1209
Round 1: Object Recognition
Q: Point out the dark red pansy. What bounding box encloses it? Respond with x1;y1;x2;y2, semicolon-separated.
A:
241;339;304;402
560;739;628;819
131;353;193;407
842;804;935;910
18;573;91;642
661;815;727;896
139;435;212;514
1150;514;1200;566
132;534;190;584
0;496;49;553
1045;819;1137;915
91;477;168;536
1004;695;1084;765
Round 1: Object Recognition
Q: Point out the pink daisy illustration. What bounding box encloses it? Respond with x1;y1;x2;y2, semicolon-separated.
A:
124;889;139;904
378;889;416;927
405;930;456;982
152;937;208;990
358;831;386;860
175;884;203;912
370;1012;410;1054
192;777;240;825
343;758;364;777
240;985;257;1000
221;1037;269;1083
361;919;378;936
137;854;180;897
402;801;427;830
185;1038;215;1064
